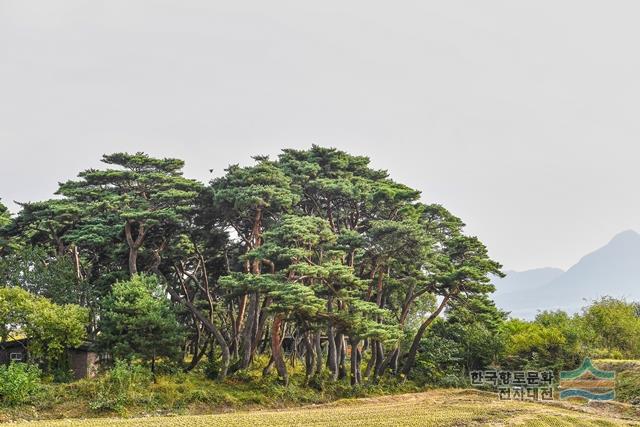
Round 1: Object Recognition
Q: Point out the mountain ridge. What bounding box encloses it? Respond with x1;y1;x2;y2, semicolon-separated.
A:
492;230;640;319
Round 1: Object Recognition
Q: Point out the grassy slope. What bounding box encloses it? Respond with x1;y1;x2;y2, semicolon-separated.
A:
593;360;640;405
10;390;639;427
0;365;420;422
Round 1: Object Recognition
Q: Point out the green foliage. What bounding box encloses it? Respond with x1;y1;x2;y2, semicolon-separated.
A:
0;201;10;228
413;321;461;384
498;298;640;372
581;297;640;358
98;275;184;371
27;300;89;366
414;296;506;384
1;147;507;392
0;200;17;257
0;363;41;406
0;287;88;368
0;200;11;252
56;152;203;276
89;360;152;413
5;148;640;423
212;160;298;215
501;317;580;371
0;246;84;306
414;297;640;383
47;358;415;418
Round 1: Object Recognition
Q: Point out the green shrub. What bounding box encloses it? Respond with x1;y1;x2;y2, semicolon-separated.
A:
204;357;222;380
0;362;42;406
185;388;210;403
590;348;625;360
615;370;640;404
89;361;152;413
52;367;75;383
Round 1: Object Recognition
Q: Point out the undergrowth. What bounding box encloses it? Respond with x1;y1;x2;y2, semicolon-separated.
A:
0;355;420;422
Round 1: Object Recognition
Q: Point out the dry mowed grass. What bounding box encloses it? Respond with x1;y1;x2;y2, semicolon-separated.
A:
11;389;640;427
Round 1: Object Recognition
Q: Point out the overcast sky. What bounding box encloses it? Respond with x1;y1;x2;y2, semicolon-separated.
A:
1;1;639;271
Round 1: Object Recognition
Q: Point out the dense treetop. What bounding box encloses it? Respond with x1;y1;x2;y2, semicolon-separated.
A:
0;146;503;385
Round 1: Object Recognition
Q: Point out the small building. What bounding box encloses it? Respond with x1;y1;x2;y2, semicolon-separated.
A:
0;338;99;380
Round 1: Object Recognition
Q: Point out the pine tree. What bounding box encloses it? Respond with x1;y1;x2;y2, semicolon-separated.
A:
98;275;184;376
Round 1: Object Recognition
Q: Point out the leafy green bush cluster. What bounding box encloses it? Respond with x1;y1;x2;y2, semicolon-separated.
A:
416;296;640;383
89;360;152;413
0;362;42;406
0;287;88;372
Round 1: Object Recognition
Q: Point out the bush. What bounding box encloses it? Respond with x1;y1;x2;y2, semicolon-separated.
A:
204;357;222;380
0;363;42;406
89;361;152;413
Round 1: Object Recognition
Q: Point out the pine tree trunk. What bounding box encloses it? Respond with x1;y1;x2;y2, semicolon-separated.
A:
165;286;230;380
240;292;259;369
337;333;347;380
314;332;323;375
124;221;145;276
304;332;315;380
327;298;338;381
373;341;384;382
350;336;361;386
271;313;288;385
364;340;377;379
253;296;271;355
401;293;451;377
262;355;274;376
327;324;337;381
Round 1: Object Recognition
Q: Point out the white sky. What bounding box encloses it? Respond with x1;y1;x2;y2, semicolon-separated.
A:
1;1;639;271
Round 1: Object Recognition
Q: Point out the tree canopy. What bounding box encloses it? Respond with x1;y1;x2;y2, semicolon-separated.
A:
0;287;88;370
98;275;184;375
0;146;504;386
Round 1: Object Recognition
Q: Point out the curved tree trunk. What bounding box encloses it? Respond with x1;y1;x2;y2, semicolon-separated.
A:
166;286;230;380
185;336;210;373
272;313;288;385
401;293;451;377
253;296;271;355
124;220;145;276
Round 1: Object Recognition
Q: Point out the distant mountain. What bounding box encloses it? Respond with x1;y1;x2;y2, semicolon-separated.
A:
492;230;640;319
494;268;565;293
491;268;564;319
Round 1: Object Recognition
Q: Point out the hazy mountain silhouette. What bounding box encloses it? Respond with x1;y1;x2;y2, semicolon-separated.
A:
492;230;640;319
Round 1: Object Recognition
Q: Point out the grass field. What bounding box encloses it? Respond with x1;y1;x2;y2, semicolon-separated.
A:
10;389;640;427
